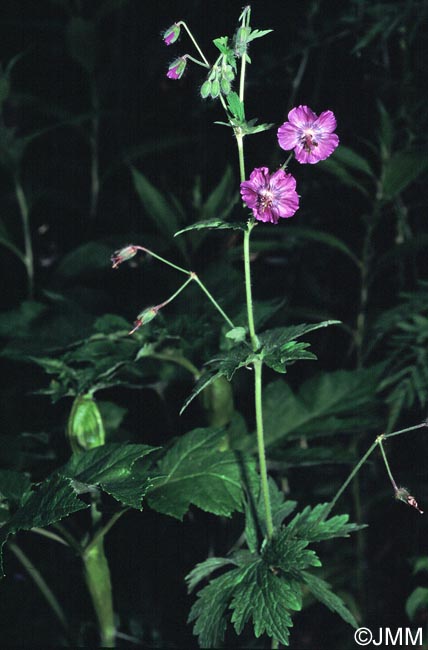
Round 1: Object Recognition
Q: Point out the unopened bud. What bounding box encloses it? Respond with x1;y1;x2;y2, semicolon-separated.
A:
163;23;181;46
111;245;138;269
210;79;220;98
234;26;251;57
167;56;187;80
220;78;231;95
129;306;158;335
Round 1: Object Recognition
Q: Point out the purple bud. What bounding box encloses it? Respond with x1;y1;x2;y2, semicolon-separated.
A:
129;307;159;335
395;486;424;514
163;23;181;46
167;56;187;80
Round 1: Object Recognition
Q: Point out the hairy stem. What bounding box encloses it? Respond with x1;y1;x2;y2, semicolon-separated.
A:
254;359;274;538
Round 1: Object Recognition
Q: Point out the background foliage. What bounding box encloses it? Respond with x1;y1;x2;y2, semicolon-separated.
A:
0;0;427;647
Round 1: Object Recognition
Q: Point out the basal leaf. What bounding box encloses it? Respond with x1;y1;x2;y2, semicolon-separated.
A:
301;571;358;628
60;443;159;509
0;474;89;577
146;427;256;519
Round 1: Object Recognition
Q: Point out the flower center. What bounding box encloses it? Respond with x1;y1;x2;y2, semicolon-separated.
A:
301;129;318;152
258;189;274;212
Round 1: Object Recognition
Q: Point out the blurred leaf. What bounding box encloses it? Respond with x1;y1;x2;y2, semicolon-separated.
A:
60;443;159;509
285;227;360;267
377;102;393;157
66;17;97;73
331;146;374;177
147;427;256;519
317;157;369;196
406;587;428;621
131;167;187;255
381;151;428;200
413;557;428;575
67;394;105;452
0;474;89;577
55;242;112;279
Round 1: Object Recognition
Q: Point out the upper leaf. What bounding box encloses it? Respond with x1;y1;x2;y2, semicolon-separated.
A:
146;427;256;519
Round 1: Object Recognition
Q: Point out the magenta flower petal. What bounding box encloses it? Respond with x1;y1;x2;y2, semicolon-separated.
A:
163;23;181;46
277;104;339;164
240;167;299;224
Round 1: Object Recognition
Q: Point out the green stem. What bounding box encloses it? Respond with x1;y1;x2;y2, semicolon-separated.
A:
236;131;246;184
184;54;209;68
326;439;379;518
243;225;259;350
84;509;127;556
89;82;100;218
192;274;235;329
9;542;68;632
383;421;427;439
82;499;115;647
254;359;274;538
378;438;398;491
178;21;210;66
158;276;193;309
135;245;191;275
14;175;34;298
30;527;69;546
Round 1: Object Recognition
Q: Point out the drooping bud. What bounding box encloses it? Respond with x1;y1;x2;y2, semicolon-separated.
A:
111;245;138;269
166;56;187;80
163;23;181;46
395;487;424;514
200;80;212;99
129;306;159;335
67;394;105;453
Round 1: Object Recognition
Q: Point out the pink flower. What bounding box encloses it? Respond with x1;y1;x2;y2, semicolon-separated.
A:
240;167;299;224
277;105;339;164
167;56;187;80
163;23;181;46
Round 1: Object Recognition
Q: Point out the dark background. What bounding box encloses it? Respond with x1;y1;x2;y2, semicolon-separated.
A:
0;1;428;648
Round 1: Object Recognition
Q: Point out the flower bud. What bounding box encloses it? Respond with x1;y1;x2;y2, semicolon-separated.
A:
163;23;180;46
129;306;158;334
167;56;187;80
111;245;138;269
234;26;251;57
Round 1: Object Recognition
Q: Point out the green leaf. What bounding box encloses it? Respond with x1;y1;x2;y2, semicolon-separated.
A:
286;503;363;542
262;528;321;573
225;326;247;343
226;92;245;121
60;443;159;509
301;571;358;628
413;557;428;575
131;167;186;253
147;427;256;519
230;560;301;645
0;474;89;577
175;218;245;237
246;28;273;42
186;556;237;593
381;151;428;200
188;566;242;648
259;321;340;373
406;587;428;621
